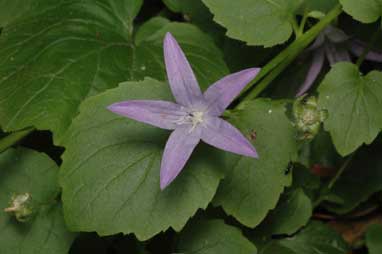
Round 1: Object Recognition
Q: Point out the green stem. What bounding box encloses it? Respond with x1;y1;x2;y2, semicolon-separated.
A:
291;17;302;38
298;12;309;35
236;4;342;106
245;51;298;99
356;29;379;67
327;153;355;190
313;153;355;208
0;128;34;153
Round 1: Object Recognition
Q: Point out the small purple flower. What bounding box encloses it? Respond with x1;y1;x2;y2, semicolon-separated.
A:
108;33;259;190
296;26;382;97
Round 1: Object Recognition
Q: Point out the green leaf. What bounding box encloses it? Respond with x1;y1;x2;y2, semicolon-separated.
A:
0;0;228;143
256;166;317;236
163;0;225;44
261;222;349;254
301;0;339;13
0;148;74;254
366;224;382;254
323;147;382;214
258;188;312;235
59;78;225;240
134;17;170;44
213;99;297;227
318;63;382;156
339;0;382;23
202;0;303;47
0;0;58;26
177;219;257;254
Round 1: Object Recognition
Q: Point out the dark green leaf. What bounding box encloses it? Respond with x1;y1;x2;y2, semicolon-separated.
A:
177;219;257;254
59;78;225;240
366;224;382;254
323;147;382;214
258;188;312;235
0;148;74;254
0;0;59;26
213;99;297;227
134;16;170;44
318;63;382;156
0;0;228;143
261;222;349;254
163;0;225;45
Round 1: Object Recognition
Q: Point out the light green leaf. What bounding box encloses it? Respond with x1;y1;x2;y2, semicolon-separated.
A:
177;219;257;254
318;63;382;156
366;224;382;254
135;17;170;44
0;148;74;254
261;222;349;254
213;99;297;227
258;188;312;235
339;0;382;23
59;78;225;240
323;148;382;214
301;0;339;13
202;0;303;47
0;0;228;143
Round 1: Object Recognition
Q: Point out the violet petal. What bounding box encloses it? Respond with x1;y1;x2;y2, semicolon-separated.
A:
107;100;186;130
349;40;382;63
296;49;325;97
324;26;350;43
307;33;325;51
160;126;201;189
163;32;203;107
201;117;258;158
204;68;260;116
325;43;351;65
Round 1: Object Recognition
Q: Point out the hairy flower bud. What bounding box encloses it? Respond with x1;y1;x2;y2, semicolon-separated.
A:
293;95;327;140
4;193;34;222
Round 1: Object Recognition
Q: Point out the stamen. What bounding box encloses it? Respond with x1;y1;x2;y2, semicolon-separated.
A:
173;110;205;132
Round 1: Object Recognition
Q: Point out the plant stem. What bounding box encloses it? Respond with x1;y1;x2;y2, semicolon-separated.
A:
245;51;297;99
236;4;342;106
292;17;302;38
298;12;309;35
0;128;34;153
313;153;356;208
327;153;355;190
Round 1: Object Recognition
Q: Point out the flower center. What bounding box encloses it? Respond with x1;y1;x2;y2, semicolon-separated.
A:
190;111;204;126
174;110;205;132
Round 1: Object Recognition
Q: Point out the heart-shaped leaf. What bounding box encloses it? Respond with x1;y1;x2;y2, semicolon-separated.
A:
177;219;257;254
213;99;297;227
0;0;228;143
318;63;382;156
0;148;74;254
202;0;303;47
59;78;225;240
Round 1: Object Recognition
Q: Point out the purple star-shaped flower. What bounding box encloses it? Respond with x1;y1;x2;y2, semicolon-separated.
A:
108;33;259;190
296;25;382;97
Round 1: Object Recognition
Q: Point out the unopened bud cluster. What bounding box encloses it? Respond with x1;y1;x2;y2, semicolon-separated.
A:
4;193;34;222
293;95;327;140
